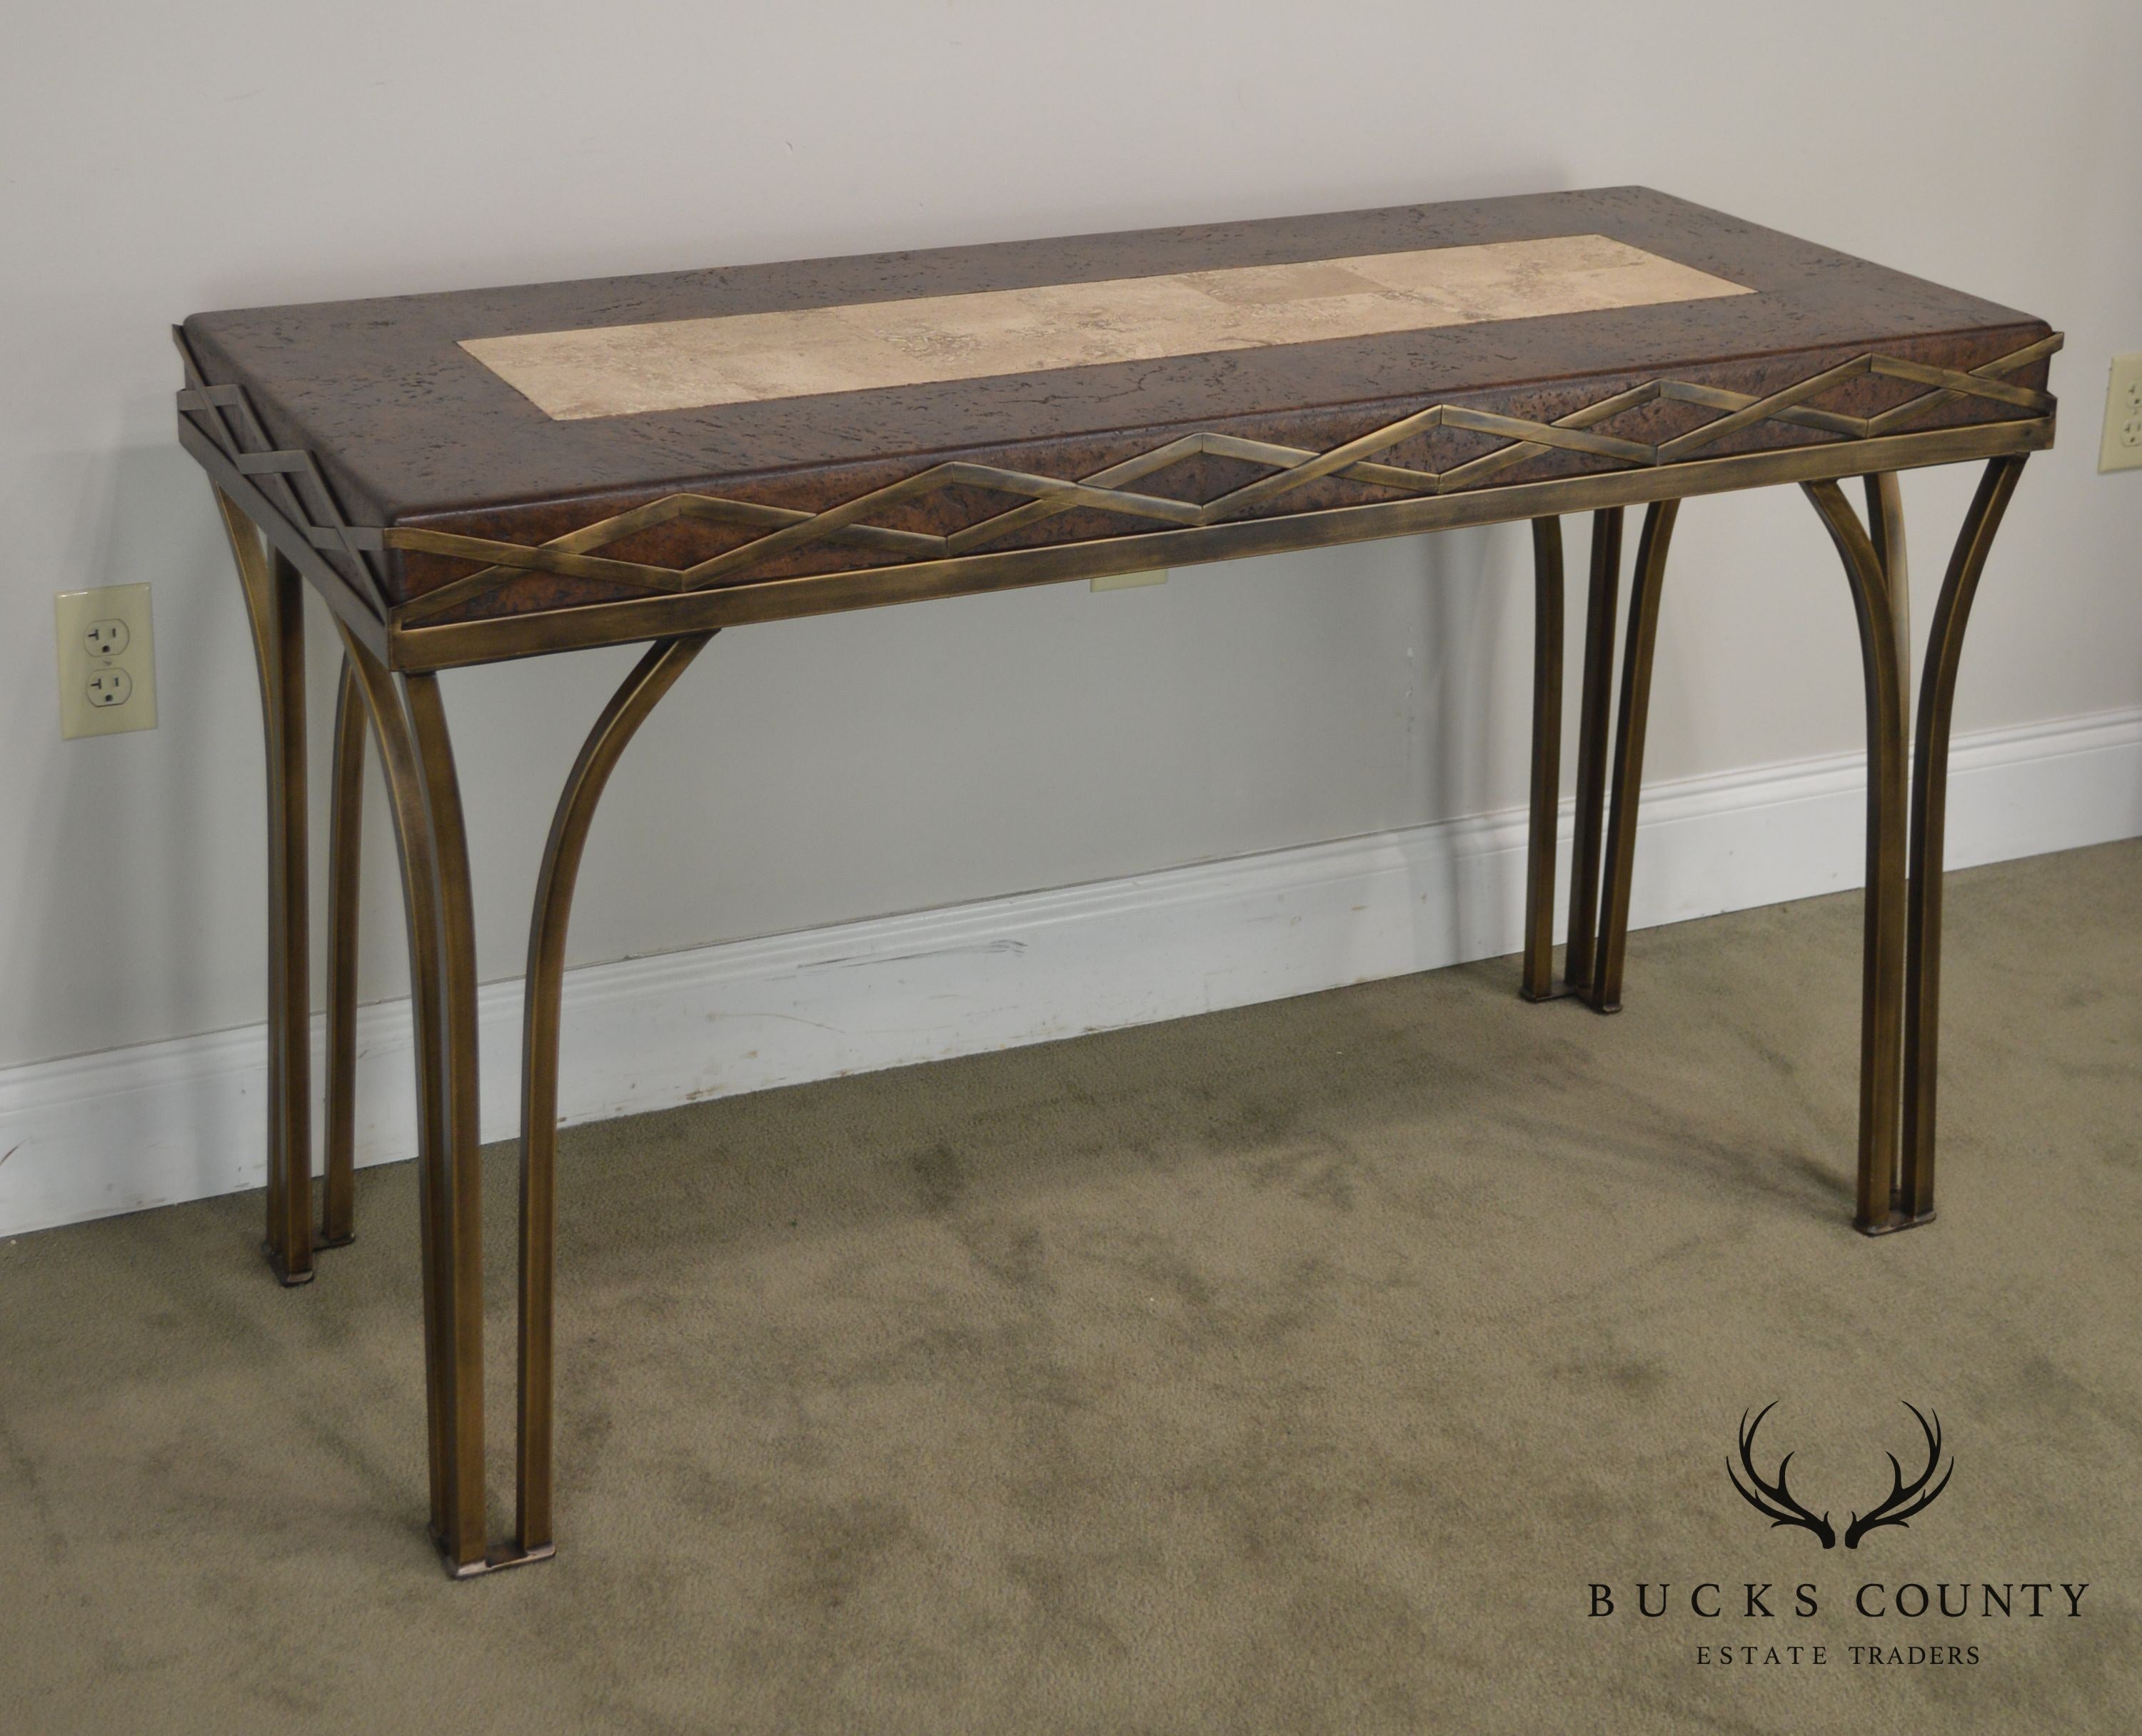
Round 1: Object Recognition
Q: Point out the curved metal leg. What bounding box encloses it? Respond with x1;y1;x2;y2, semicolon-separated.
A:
1520;519;1565;1001
517;633;715;1556
320;657;365;1249
401;671;495;1575
1590;499;1679;1013
333;631;516;1573
331;627;452;1545
1801;480;1910;1233
212;488;314;1285
1900;456;2028;1223
1564;508;1623;994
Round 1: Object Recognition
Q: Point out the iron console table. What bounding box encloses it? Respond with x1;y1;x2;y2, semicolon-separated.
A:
175;188;2058;1577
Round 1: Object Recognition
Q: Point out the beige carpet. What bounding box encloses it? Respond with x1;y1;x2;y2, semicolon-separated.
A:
3;841;2138;1735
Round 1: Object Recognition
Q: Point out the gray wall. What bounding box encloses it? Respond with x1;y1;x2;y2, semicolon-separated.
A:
3;0;2138;1070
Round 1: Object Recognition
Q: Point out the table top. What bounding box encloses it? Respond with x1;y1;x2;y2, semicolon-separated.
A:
179;187;2054;631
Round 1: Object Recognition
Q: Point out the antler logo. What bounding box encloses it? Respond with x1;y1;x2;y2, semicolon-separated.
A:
1728;1402;1954;1550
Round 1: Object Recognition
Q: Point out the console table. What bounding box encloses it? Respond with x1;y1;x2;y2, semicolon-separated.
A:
174;187;2058;1577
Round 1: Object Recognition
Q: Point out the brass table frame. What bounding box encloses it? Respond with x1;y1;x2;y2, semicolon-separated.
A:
177;328;2055;1577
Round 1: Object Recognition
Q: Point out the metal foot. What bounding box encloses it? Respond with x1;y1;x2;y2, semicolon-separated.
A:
1519;977;1592;1005
1856;1207;1937;1238
263;1240;318;1287
432;1527;558;1580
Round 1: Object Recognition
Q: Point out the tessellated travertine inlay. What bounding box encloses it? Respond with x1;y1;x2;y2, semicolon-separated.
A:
461;234;1750;419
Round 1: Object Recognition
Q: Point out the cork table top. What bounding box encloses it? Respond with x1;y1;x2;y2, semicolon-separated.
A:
179;187;2054;624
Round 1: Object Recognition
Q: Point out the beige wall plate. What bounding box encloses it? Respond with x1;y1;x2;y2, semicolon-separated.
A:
2100;353;2142;473
55;583;157;739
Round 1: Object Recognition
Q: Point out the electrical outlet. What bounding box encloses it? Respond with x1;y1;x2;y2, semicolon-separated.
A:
55;583;157;739
2100;353;2142;473
1092;568;1168;592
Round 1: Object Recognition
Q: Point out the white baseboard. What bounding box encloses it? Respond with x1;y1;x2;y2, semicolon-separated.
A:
4;706;2138;1240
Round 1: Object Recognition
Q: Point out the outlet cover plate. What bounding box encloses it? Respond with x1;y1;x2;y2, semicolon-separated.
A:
2100;353;2142;473
56;583;158;739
